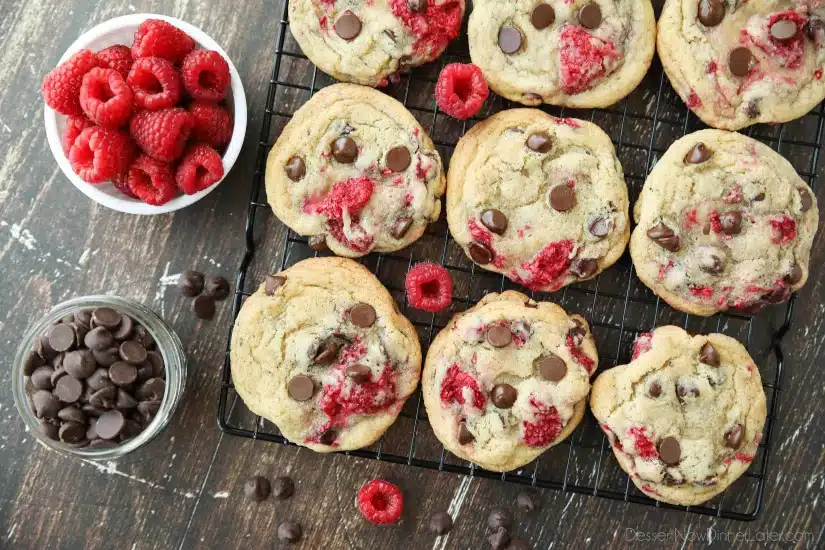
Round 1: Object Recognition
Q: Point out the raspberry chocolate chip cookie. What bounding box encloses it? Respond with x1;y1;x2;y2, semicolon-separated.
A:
422;291;598;472
591;326;767;506
447;109;630;292
266;84;445;257
230;257;422;452
658;0;825;130
630;129;818;316
468;0;655;107
288;0;465;87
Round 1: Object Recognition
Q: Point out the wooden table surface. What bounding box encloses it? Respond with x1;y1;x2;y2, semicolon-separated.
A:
1;1;824;548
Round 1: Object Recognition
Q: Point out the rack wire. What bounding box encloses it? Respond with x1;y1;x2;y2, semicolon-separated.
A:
219;0;825;521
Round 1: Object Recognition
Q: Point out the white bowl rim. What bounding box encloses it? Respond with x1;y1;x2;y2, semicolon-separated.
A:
43;13;247;216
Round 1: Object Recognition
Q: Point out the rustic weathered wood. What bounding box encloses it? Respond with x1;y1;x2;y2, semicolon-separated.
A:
1;1;824;549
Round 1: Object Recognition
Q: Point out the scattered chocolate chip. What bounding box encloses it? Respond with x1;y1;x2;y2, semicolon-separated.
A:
179;271;204;297
33;390;61;419
349;303;377;328
408;0;427;12
287;375;314;401
136;378;165;401
491;384;518;409
265;275;286;295
63;350;96;379
549;184;576;212
719;211;742;235
488;508;513;531
526;132;552;153
571;258;598;279
481;209;508;235
724;423;744;449
277;520;303;543
85;326;113;351
785;263;803;285
486;325;512;348
334;11;362;41
588;216;611;238
729;47;754;77
531;4;555;30
110;362;139;387
285;156;306;182
799;188;813;212
646;222;680;252
469;242;493;264
346;364;372;384
92;346;120;367
192;295;215;320
578;2;602;29
517;491;538;512
48;324;76;353
536;354;566;382
649;382;662;398
684;142;712;164
31;366;55;391
319;429;337;445
699;342;720;367
697;0;724;27
771;19;797;41
308;235;329;252
392;217;414;239
314;342;339;365
498;25;522;54
272;476;295;499
54;376;83;404
332;136;358;163
488;528;510;550
387;146;411;172
658;436;681;465
428;511;453;535
457;422;474;444
204;276;230;300
23;350;45;376
244;475;271;501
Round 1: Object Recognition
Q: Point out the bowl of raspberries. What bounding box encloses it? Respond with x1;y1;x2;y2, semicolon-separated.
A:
42;14;247;214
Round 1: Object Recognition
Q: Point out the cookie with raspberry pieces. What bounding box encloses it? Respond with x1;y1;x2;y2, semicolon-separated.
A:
422;290;598;472
630;129;818;316
591;326;767;506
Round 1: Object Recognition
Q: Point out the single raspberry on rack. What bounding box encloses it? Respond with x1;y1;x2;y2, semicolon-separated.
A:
127;57;183;111
68;126;136;183
405;262;453;312
62;116;94;155
42;49;100;116
131;19;195;63
175;143;224;195
125;154;178;205
181;50;231;101
558;25;620;94
97;45;133;79
356;479;403;525
130;107;194;162
189;101;233;149
435;63;488;120
79;68;134;128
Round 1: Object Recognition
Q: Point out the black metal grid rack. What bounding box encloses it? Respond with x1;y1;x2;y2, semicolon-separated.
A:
218;0;825;521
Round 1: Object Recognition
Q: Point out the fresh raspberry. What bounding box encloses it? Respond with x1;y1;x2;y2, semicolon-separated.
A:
175;143;225;195
62;116;94;155
111;171;138;199
405;262;452;312
558;25;620;94
440;364;486;410
356;480;403;525
130;108;194;162
627;426;657;459
435;63;488;120
125;154;178;205
131;19;195;63
97;45;133;79
512;240;574;291
127;57;182;110
79;68;134;128
770;216;797;244
631;333;653;360
68;127;136;183
41;49;100;116
189;101;233;149
181;50;231;102
522;397;563;447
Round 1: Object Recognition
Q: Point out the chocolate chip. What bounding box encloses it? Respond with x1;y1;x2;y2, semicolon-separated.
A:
244;475;271;501
387;146;411;172
179;270;204;297
568;320;587;345
486;325;512;348
116;389;138;410
677;383;699;400
646;222;680;252
699;342;720;366
349;303;376;328
771;19;797;41
719;211;742;235
204;276;230;300
74;309;92;326
111;315;133;340
531;4;555;30
488;528;511;550
265;275;286;295
806;17;824;41
50;352;65;369
137;400;161;423
63;349;96;379
725;424;744;449
488;508;513;530
314;342;339;364
799;188;813;212
31;366;55;391
54;376;83;403
658;437;681;465
498;25;522;54
285;156;306;181
571;258;598;279
408;0;427;12
429;511;453;535
319;429;337;445
193;296;215;320
753;192;765;202
588;216;611;238
96;410;125;440
40;421;59;440
90;385;118;408
332;136;358;163
745;100;761;119
59;422;87;444
698;247;725;275
110;362;138;387
697;0;724;27
93;307;122;330
57;406;85;424
346;364;371;384
35;335;58;360
684;142;712;164
480;209;508;235
491;384;517;409
48;324;75;352
384;29;396;42
287;375;314;401
549;185;576;212
87;368;113;391
277;520;303;543
457;422;474;444
33;390;61;419
578;2;602;29
133;325;155;350
516;491;538;512
23;350;45;376
536;354;566;382
729;47;754;77
526;132;552;153
120;340;148;364
392;217;413;239
50;366;67;387
82;404;107;417
469;242;493;264
335;11;362;41
649;382;662;398
785;263;803;285
85;326;113;351
88;439;118;449
93;346;120;367
308;235;329;251
136;378;165;401
272;476;295;499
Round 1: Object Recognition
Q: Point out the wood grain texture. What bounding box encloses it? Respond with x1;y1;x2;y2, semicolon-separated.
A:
0;1;823;549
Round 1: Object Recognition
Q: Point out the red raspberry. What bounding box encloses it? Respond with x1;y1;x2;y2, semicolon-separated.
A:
62;116;94;155
127;57;183;111
627;426;657;459
356;480;403;525
79;68;134;128
68;126;136;183
125;154;178;205
566;334;595;373
513;240;574;291
558;25;620;94
41;49;100;116
435;63;488;120
97;45;133;79
181;50;231;102
131;19;195;63
175;143;225;195
405;262;452;312
631;333;653;360
522;397;562;447
770;216;797;244
388;0;464;56
189;101;233;148
112;171;138;199
306;177;374;219
440;363;486;410
130;108;194;162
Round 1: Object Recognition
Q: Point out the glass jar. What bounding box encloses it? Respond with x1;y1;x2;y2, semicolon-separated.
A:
12;295;186;460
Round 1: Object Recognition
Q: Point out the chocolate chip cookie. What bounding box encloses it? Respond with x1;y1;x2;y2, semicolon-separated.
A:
266;84;446;257
658;0;825;130
288;0;465;87
422;291;598;472
230;257;422;452
447;109;630;292
630;129;818;316
468;0;656;107
590;326;767;506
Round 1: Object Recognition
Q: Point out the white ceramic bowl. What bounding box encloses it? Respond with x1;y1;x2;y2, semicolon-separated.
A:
43;13;247;215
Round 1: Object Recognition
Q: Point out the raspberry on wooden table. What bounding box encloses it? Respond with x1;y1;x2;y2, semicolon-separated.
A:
79;68;134;128
175;143;224;195
129;107;194;162
41;49;100;116
356;479;404;525
128;57;183;111
97;45;133;79
68;126;136;183
61;116;94;155
405;262;453;312
131;19;195;63
189;101;233;149
435;63;489;120
181;50;231;102
125;154;178;205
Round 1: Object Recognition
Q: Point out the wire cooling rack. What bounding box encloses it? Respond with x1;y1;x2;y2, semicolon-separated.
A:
219;0;825;521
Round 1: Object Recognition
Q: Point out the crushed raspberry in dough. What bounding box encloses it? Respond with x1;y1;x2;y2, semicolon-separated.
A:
566;334;596;373
440;363;487;411
627;426;658;459
770;216;797;244
511;240;574;291
522;397;563;447
389;0;463;56
631;333;653;360
558;26;621;94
